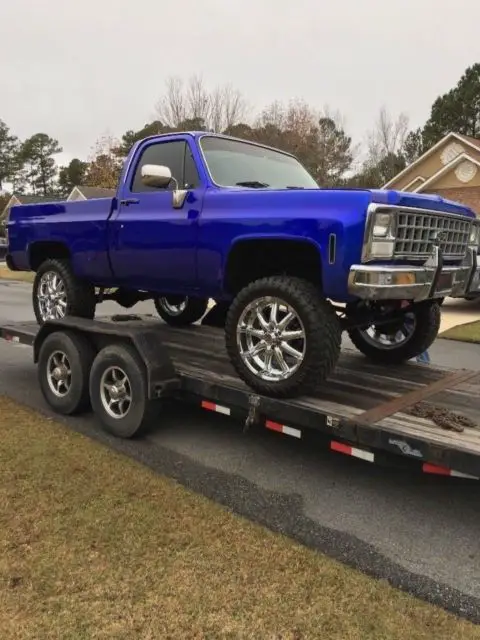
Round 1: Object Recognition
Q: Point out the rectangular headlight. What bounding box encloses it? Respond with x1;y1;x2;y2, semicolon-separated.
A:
469;222;480;248
372;212;393;238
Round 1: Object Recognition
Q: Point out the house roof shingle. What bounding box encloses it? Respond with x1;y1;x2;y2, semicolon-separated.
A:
74;186;116;199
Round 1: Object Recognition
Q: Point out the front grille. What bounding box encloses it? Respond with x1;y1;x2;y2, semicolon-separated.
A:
394;210;471;260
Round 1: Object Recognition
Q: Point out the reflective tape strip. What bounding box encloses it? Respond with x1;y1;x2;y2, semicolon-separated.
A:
422;463;478;480
265;420;302;439
330;440;375;463
201;401;231;416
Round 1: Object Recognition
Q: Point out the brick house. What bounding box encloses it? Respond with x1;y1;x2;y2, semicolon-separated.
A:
383;132;480;215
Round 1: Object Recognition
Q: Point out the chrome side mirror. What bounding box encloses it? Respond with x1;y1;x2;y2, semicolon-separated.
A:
141;164;172;188
141;163;187;209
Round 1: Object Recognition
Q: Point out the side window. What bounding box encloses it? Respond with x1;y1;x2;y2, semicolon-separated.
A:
131;140;187;193
183;145;200;189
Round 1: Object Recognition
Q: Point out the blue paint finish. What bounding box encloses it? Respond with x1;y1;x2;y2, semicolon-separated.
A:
6;132;477;303
7;198;115;281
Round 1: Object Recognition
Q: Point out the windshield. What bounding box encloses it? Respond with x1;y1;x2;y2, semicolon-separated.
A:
199;136;320;190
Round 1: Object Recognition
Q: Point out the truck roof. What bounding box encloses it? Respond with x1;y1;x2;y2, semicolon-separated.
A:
135;130;297;159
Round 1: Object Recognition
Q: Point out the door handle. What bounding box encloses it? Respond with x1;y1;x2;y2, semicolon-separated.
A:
120;198;140;206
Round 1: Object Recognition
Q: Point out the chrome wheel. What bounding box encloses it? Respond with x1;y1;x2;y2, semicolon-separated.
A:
46;350;72;397
359;312;416;350
157;296;188;316
37;271;67;321
100;366;132;419
237;296;306;382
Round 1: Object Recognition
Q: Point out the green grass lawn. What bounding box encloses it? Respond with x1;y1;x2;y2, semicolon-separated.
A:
440;320;480;344
1;396;479;639
0;264;34;283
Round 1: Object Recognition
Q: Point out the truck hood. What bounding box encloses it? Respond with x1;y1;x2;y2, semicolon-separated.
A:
368;188;476;218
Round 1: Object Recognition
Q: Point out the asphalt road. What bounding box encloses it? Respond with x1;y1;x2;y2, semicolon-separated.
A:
1;280;480;622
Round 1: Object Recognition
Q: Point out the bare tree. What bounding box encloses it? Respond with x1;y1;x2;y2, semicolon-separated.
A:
368;108;409;165
156;77;187;128
355;107;410;186
155;75;247;132
209;83;248;132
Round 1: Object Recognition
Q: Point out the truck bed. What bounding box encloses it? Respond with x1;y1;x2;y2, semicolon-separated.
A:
2;317;480;477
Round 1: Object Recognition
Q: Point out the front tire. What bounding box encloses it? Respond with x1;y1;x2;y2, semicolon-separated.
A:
225;276;341;398
348;302;441;364
153;295;209;326
33;259;96;326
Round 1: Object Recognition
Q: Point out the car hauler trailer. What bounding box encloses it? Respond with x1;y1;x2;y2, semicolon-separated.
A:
1;312;480;480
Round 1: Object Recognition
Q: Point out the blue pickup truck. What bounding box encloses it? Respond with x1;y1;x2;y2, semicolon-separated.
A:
6;131;480;397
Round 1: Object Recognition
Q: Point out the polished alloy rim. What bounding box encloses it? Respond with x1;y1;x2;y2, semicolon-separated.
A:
37;271;67;321
99;366;132;419
46;350;72;397
359;312;417;349
237;296;306;382
157;296;188;316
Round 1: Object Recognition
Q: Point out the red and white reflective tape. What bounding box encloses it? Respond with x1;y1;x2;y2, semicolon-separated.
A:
265;419;302;439
201;400;231;416
198;402;478;479
422;462;479;480
330;440;375;463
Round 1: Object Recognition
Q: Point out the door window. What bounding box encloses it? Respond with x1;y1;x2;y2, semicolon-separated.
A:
131;140;200;192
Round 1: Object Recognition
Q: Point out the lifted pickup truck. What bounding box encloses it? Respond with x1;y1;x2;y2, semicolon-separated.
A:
6;131;480;398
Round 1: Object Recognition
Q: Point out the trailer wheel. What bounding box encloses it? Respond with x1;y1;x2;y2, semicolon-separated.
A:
348;302;441;364
89;343;158;438
33;259;96;326
225;276;341;398
154;295;209;326
37;330;96;415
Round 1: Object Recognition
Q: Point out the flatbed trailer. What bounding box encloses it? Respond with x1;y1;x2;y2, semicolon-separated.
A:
2;313;480;480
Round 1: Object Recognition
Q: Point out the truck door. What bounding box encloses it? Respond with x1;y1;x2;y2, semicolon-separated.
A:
109;138;202;293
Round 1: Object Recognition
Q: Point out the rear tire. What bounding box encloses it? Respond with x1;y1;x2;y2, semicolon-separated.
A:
154;295;209;326
348;302;441;364
225;276;341;398
33;259;96;326
37;330;96;415
89;343;159;438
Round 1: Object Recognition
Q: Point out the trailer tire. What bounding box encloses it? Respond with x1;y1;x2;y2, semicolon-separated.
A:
33;259;96;325
348;302;441;364
154;295;209;326
37;330;96;415
225;276;341;398
89;343;158;438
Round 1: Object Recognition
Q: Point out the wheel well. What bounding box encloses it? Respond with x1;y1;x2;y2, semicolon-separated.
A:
29;242;70;271
224;239;323;294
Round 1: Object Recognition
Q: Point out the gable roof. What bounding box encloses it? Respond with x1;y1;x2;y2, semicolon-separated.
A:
382;131;480;189
73;185;116;199
15;194;60;205
456;133;480;151
414;152;480;193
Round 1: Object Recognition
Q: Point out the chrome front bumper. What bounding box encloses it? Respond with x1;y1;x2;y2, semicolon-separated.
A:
348;247;480;301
